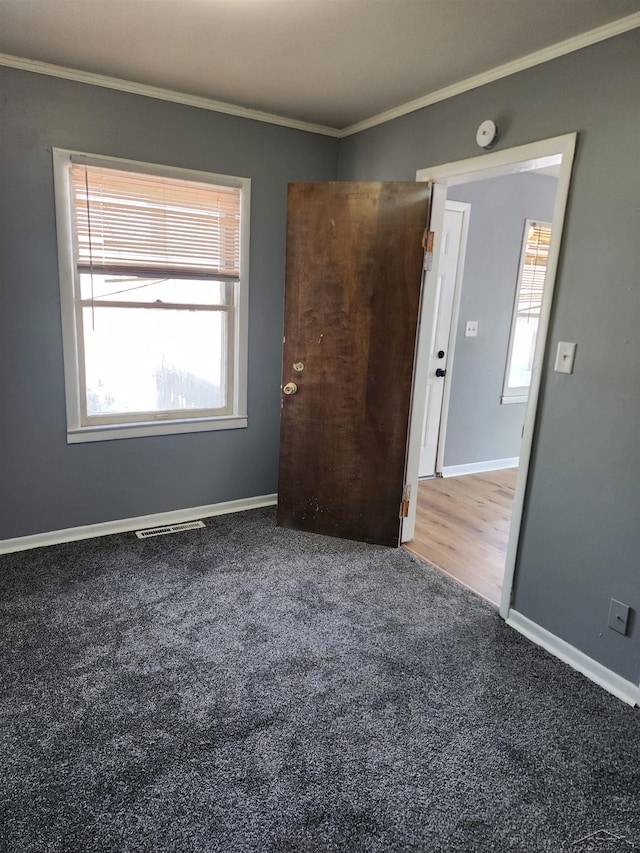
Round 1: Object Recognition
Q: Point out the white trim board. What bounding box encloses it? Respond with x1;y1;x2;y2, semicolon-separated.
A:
441;458;519;478
507;610;639;707
341;13;640;136
0;12;638;138
0;494;277;554
0;52;340;138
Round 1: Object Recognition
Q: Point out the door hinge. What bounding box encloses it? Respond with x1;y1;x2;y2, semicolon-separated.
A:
399;484;411;518
422;230;435;271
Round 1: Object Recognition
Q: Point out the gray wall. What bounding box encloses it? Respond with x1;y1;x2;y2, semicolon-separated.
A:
444;171;557;468
339;30;640;684
0;67;338;538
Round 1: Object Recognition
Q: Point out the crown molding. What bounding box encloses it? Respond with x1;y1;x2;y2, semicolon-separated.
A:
0;52;341;138
339;11;640;137
0;11;638;139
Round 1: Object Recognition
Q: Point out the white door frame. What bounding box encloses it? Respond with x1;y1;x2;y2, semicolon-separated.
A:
402;133;577;621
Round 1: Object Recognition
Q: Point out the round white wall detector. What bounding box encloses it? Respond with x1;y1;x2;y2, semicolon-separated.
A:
476;119;499;149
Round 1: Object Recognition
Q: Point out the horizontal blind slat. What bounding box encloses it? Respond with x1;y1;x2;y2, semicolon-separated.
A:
77;264;239;282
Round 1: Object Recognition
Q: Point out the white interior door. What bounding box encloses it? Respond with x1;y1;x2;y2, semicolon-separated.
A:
418;201;468;477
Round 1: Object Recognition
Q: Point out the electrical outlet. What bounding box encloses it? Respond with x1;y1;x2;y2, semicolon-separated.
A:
465;320;478;337
608;599;631;636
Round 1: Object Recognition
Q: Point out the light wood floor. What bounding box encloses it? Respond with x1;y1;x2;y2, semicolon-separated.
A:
403;468;517;607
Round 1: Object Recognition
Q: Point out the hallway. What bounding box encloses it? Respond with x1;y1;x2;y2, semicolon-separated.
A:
404;469;517;607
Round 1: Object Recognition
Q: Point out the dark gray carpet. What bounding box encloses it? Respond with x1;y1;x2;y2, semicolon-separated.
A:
1;507;638;853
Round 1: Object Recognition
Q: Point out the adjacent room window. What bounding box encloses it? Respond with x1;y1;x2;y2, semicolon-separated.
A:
502;219;552;404
53;150;250;442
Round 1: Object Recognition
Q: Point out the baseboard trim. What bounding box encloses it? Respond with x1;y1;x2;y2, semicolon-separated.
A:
441;457;519;477
0;494;278;554
507;610;639;707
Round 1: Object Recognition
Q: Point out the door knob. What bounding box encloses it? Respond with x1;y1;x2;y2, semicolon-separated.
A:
435;368;446;378
283;382;298;395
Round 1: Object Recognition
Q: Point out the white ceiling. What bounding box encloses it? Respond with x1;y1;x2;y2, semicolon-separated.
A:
0;0;638;131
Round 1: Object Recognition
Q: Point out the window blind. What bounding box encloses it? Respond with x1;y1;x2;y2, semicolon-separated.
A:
518;221;551;321
71;164;241;279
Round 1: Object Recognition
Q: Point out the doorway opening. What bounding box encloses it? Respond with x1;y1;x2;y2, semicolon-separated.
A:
403;135;577;617
410;168;558;606
405;468;516;606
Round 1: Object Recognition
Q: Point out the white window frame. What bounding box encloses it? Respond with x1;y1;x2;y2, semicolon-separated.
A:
53;149;250;443
501;219;551;405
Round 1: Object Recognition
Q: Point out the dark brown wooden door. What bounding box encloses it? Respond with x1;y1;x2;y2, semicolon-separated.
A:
277;182;431;547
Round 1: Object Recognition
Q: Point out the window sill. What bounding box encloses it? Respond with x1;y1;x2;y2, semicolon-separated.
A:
67;415;248;444
500;394;528;405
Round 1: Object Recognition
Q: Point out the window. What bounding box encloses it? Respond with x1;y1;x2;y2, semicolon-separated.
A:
502;219;552;404
53;150;250;442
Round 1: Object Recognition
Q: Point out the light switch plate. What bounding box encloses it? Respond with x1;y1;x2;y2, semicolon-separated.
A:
465;320;478;337
554;341;577;374
608;599;631;636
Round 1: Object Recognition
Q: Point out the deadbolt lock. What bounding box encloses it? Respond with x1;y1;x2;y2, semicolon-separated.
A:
293;362;304;372
283;382;298;395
